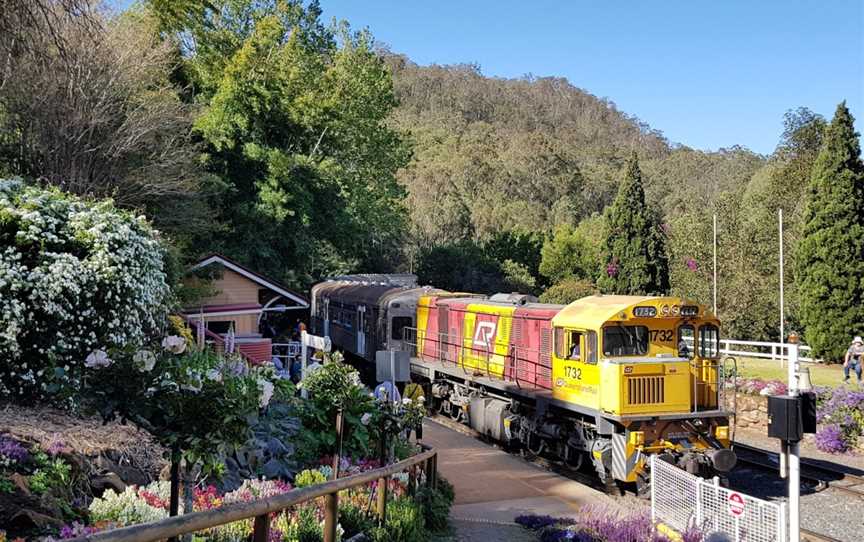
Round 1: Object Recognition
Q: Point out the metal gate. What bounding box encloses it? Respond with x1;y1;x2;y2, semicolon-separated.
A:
651;455;786;542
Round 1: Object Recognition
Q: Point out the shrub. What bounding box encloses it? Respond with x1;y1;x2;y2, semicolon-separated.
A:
0;180;170;401
539;277;598;304
417;477;455;532
89;482;170;525
294;469;328;488
338;502;375;539
297;352;379;461
814;387;864;453
371;496;427;542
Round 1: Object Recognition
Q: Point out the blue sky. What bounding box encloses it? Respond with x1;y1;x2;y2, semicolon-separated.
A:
319;0;863;155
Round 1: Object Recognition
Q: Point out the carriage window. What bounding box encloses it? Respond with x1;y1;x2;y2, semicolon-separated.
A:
603;326;649;356
699;325;719;358
678;325;695;359
391;317;412;340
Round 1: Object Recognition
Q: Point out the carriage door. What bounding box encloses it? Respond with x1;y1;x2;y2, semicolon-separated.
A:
357;305;366;356
323;298;330;337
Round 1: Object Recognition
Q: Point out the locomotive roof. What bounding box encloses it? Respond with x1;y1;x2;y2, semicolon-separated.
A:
553;295;714;329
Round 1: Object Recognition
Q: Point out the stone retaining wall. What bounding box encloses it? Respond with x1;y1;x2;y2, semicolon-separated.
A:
724;391;864;452
725;392;769;431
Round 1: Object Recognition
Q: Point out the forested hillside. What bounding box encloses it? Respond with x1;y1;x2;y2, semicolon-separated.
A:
1;0;859;352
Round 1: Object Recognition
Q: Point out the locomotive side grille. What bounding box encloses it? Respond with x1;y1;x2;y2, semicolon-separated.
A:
513;318;524;343
539;328;552;366
626;376;665;405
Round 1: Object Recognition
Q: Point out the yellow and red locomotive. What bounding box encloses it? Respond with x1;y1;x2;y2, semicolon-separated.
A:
311;276;736;489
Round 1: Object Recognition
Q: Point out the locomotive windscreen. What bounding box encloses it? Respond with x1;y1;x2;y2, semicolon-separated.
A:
603;325;648;356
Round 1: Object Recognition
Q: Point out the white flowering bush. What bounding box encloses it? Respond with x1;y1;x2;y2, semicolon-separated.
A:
0;179;170;400
89;482;171;525
85;326;293;472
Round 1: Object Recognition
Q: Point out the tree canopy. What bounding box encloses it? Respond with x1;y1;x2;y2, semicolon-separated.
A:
597;154;669;295
795;103;864;359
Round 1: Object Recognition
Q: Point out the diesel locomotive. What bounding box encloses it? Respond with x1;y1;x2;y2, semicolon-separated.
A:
310;275;737;490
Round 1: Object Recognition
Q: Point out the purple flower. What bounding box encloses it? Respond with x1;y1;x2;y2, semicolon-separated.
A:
606;261;619;278
0;435;29;464
685;258;698;271
268;527;283;542
46;437;67;456
815;424;848;453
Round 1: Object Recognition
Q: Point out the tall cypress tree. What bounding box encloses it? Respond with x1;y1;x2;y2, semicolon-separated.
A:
795;102;864;360
597;153;669;294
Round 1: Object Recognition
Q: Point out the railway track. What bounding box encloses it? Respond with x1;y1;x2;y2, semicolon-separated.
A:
426;414;612;494
733;441;864;501
426;418;852;541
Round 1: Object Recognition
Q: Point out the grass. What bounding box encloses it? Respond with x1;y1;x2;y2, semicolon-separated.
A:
731;356;848;388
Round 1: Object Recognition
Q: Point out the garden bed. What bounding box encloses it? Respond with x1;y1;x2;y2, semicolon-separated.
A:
725;378;864;454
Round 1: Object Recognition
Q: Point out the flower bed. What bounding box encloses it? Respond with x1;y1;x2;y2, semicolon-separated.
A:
29;458;451;542
728;377;864;454
515;508;706;542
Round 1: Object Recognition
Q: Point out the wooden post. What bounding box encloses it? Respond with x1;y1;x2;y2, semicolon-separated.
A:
425;457;434;491
252;513;270;542
431;453;438;490
324;409;343;542
168;453;181;542
324;492;338;542
408;464;417;497
376;476;388;526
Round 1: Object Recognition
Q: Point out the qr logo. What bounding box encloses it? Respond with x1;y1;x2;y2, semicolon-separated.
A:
473;321;497;348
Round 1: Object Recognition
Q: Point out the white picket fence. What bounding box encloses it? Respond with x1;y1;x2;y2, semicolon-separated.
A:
720;339;818;363
651;455;787;542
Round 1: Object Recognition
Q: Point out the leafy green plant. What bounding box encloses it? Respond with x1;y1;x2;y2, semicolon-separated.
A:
294;505;324;542
338;502;375;539
417;477;454;532
29;455;71;495
0;476;14;494
297;352;378;461
220;402;301;490
370;496;427;542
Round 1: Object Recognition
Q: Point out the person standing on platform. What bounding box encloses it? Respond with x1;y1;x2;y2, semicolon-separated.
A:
844;336;864;384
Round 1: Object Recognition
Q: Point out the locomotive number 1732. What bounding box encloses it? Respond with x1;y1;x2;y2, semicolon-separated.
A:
649;329;674;342
564;366;582;380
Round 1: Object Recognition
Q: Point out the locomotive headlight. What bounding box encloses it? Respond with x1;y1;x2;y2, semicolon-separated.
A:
660;304;670;316
715;425;729;440
671;305;680;316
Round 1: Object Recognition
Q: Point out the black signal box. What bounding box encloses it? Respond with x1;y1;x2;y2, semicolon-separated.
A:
767;393;817;441
768;395;802;441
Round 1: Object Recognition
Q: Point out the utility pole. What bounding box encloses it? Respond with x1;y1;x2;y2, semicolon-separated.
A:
713;213;718;316
779;209;785;351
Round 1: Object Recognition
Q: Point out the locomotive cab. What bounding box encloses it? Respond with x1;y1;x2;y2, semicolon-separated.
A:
551;295;723;416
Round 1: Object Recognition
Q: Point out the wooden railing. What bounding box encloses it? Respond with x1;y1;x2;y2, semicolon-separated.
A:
69;447;438;542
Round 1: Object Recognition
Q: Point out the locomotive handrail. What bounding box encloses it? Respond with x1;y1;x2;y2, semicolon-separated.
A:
403;326;550;389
